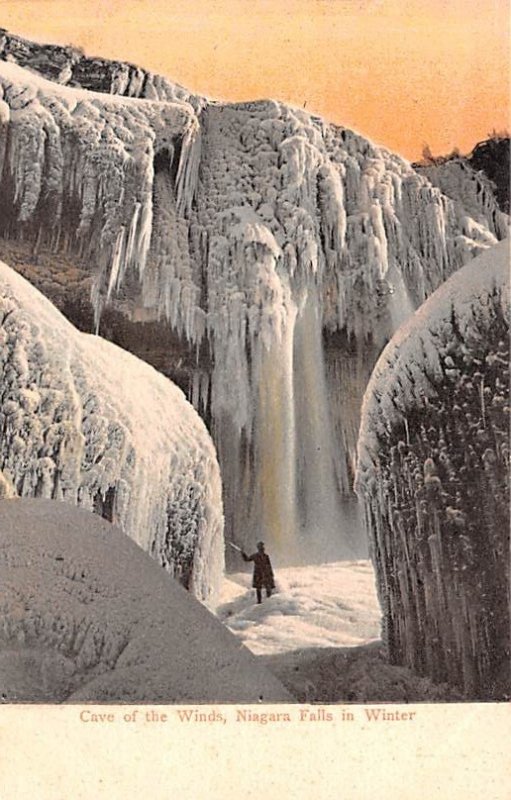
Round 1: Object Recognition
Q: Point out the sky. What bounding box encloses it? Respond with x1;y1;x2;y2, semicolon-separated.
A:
0;0;509;160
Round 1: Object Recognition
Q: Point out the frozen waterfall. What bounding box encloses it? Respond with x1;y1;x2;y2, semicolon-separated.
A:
0;48;507;566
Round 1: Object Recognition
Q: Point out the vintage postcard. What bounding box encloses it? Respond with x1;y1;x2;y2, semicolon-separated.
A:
0;1;509;796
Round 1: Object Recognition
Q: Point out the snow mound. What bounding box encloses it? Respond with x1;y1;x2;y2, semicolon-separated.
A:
217;561;381;656
356;239;510;699
0;499;290;703
0;261;223;601
261;642;461;704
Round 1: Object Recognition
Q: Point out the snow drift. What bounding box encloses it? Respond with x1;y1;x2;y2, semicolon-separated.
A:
0;32;507;561
0;499;289;702
356;240;510;699
0;260;223;601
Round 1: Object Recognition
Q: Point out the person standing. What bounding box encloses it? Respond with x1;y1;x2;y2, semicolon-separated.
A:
242;541;275;604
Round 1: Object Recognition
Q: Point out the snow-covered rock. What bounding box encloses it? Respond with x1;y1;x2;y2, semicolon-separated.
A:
0;33;507;561
0;27;203;108
0;498;289;702
416;157;508;242
356;240;510;699
0;260;223;601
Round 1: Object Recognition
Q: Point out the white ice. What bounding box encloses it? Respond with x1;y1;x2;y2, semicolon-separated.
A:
0;498;289;703
356;238;511;482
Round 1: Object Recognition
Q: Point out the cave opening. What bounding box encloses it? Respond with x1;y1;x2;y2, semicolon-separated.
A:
93;486;116;523
153;139;183;189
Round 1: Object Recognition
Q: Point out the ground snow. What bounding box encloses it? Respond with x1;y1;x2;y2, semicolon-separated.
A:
261;643;461;704
217;560;381;656
217;561;461;702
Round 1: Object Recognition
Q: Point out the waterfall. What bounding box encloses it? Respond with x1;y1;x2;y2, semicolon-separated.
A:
251;298;298;560
293;287;363;562
225;282;364;565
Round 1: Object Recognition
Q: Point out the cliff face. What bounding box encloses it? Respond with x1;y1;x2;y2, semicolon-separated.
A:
0;260;224;601
469;136;510;214
0;27;201;107
356;241;510;699
0;31;507;561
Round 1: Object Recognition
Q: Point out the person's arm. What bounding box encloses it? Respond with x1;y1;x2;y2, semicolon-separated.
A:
242;552;255;562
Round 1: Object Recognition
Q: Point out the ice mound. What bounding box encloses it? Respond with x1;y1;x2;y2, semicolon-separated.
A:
0;260;223;601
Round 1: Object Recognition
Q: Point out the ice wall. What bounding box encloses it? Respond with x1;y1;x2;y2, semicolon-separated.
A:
0;259;224;602
0;51;507;562
356;241;510;698
182;101;503;559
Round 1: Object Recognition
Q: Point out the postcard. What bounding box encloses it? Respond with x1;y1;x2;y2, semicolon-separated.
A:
0;1;509;796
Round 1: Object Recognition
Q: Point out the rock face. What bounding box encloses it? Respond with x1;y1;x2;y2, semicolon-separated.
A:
0;30;507;561
0;260;223;601
0;499;290;702
0;27;201;107
356;241;510;699
468;136;510;215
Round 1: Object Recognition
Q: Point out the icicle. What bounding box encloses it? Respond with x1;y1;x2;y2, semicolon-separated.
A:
176;121;201;216
106;227;126;301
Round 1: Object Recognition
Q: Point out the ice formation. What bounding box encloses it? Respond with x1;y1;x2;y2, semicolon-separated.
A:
0;499;290;702
416;157;508;243
356;241;510;699
0;259;224;601
0;34;507;561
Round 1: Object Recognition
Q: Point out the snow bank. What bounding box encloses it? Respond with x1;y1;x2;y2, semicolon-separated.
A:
262;642;461;704
357;239;510;469
0;260;224;601
0;499;289;702
356;240;510;699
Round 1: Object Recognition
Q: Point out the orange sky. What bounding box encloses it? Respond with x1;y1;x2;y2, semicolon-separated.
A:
0;0;509;159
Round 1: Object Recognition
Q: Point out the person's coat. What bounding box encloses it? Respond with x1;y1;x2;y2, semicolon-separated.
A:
242;551;275;589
